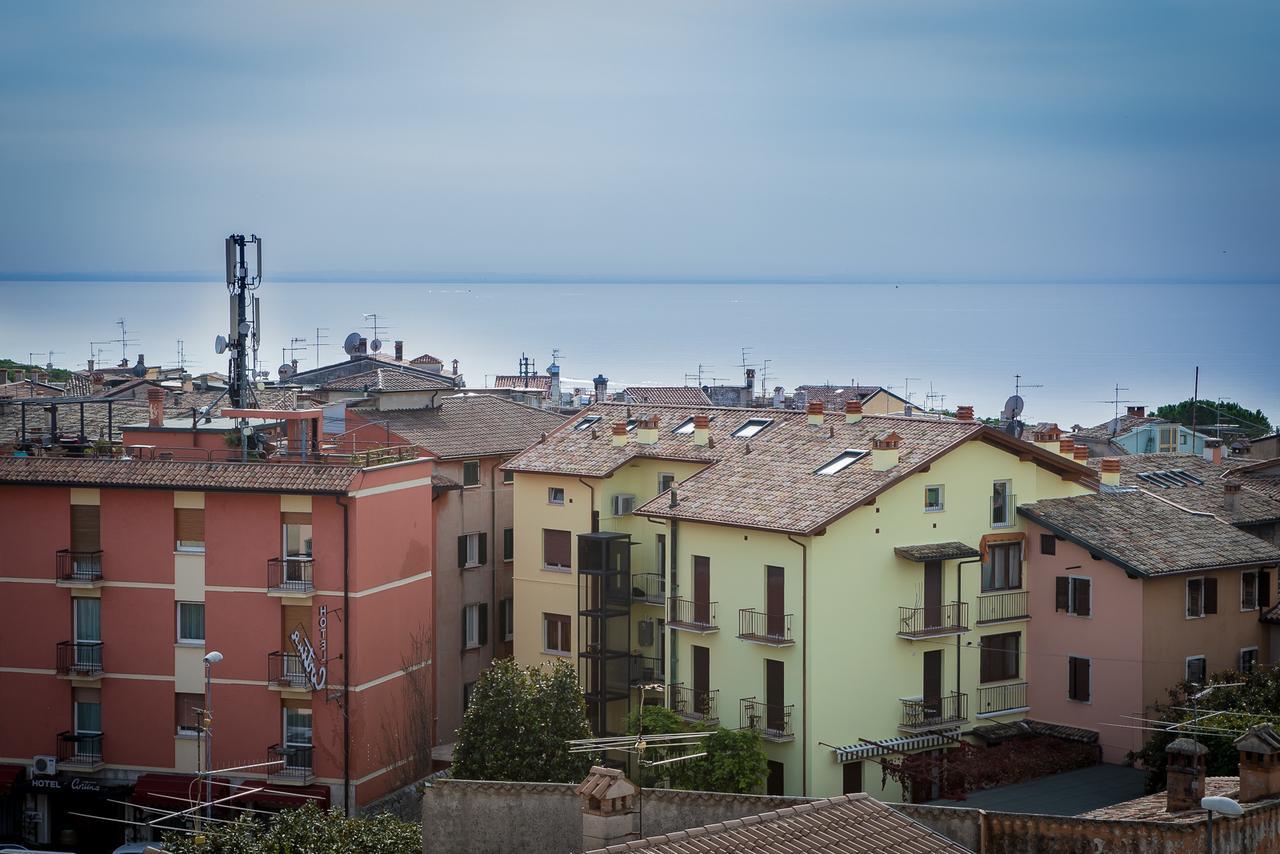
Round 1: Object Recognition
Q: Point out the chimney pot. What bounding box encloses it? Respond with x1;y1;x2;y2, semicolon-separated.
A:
807;400;825;426
357;337;368;354
147;386;165;427
394;340;403;361
956;405;975;422
1164;738;1210;812
1127;405;1146;418
871;431;902;470
1225;481;1242;514
692;414;710;446
1058;438;1076;459
577;766;639;850
845;399;863;424
1073;446;1089;462
1234;724;1280;803
612;421;629;447
1100;457;1122;486
87;359;95;372
636;415;660;445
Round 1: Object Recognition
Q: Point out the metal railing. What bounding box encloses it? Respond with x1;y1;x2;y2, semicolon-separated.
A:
669;684;718;722
268;557;315;594
737;609;793;645
741;698;794;741
268;744;314;782
57;641;103;676
977;682;1029;716
55;550;102;583
667;597;717;631
630;655;665;687
630;572;666;605
58;732;103;766
897;602;969;637
991;492;1017;527
977;590;1029;623
268;652;311;691
901;692;967;731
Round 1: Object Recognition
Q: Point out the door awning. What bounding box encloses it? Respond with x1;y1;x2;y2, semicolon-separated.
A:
832;731;961;763
893;542;980;563
979;531;1025;560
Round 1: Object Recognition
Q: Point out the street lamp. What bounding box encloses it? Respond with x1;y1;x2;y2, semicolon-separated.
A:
1201;795;1243;854
203;651;223;822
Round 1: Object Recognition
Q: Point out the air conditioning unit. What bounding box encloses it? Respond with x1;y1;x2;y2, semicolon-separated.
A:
32;755;56;776
612;494;636;516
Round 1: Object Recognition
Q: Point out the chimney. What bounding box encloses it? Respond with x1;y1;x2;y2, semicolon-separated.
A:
845;399;863;424
394;340;403;361
1032;426;1061;452
1073;446;1089;463
807;400;824;427
745;368;756;391
1127;405;1146;418
772;386;785;409
452;358;460;375
87;359;94;372
1205;438;1223;465
1058;438;1076;459
871;431;901;471
576;766;638;851
1100;457;1122;487
636;415;660;445
15;370;25;382
1225;482;1242;514
956;405;975;422
1235;724;1280;803
147;386;165;428
593;374;609;402
1164;738;1209;812
91;372;105;391
611;422;628;447
548;363;561;408
136;354;146;368
36;372;48;384
357;337;368;355
181;372;193;393
692;413;710;446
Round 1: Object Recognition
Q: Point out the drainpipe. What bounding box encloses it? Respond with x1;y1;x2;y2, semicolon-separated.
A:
337;495;353;816
787;534;809;796
669;490;680;690
956;558;982;708
490;458;502;652
577;478;598;533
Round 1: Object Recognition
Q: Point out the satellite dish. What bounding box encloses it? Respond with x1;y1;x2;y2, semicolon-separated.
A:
239;321;251;336
342;332;361;355
278;363;294;380
214;334;228;355
1001;395;1024;420
370;338;383;353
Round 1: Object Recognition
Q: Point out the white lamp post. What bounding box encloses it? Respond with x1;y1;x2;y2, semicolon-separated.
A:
1201;795;1243;854
203;651;224;822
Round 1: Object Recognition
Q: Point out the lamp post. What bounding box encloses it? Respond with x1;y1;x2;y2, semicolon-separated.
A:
203;651;224;823
1201;795;1243;854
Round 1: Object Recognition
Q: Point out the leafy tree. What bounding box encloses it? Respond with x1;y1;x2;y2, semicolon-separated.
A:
0;359;72;383
1154;399;1272;440
161;803;419;854
625;710;767;794
452;658;595;783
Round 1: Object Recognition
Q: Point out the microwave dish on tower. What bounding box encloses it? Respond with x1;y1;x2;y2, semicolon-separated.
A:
278;363;295;380
214;334;228;355
342;332;362;355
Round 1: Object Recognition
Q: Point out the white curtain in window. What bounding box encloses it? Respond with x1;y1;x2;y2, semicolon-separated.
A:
179;603;205;641
74;598;101;642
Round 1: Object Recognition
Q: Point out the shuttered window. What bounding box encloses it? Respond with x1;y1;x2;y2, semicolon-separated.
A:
175;692;202;735
1187;577;1216;618
457;533;487;569
1186;656;1207;686
1055;576;1090;616
175;508;205;551
1040;534;1056;555
461;603;487;649
543;613;571;653
70;505;101;552
1261;570;1273;609
503;528;514;562
980;632;1020;683
543;529;572;571
1068;656;1090;702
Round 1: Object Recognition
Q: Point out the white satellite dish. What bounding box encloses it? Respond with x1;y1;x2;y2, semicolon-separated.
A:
370;338;383;353
342;332;362;355
278;363;295;380
214;334;228;355
1002;394;1024;420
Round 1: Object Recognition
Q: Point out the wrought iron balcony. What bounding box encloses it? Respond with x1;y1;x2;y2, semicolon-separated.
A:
630;654;665;687
669;683;718;723
268;557;314;595
667;597;718;633
267;744;314;784
977;681;1029;716
900;692;967;732
630;572;666;606
55;550;103;584
740;698;794;742
737;609;793;646
56;641;103;678
976;590;1029;624
896;602;969;639
268;652;313;692
58;732;104;768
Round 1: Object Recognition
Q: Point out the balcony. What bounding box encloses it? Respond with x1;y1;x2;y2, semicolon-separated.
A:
55;550;103;586
630;654;665;688
267;744;314;785
740;698;794;742
990;492;1017;528
737;609;794;646
669;684;718;724
630;572;666;606
976;590;1029;624
268;652;314;693
56;641;103;681
267;557;314;597
667;597;718;633
58;732;104;771
900;692;967;732
977;682;1030;717
896;603;969;639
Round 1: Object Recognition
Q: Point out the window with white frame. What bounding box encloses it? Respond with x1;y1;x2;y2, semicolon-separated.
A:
924;485;944;512
659;473;676;493
283;707;312;769
459;532;485;569
177;602;205;644
543;613;571;654
1185;655;1207;686
1054;575;1091;616
462;603;485;649
462;460;481;487
991;480;1013;527
1186;577;1217;619
175;692;202;736
502;468;514;485
548;487;565;505
1240;648;1259;674
1242;570;1260;611
731;417;773;439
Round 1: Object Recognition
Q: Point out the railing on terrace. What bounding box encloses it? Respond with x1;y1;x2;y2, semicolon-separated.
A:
267;744;314;782
630;655;665;687
55;549;103;583
57;641;103;676
977;682;1029;716
667;597;717;632
268;557;315;594
268;652;312;691
58;732;103;766
630;572;665;605
977;590;1029;623
901;692;967;731
740;698;794;741
897;602;969;638
669;684;718;723
737;608;794;645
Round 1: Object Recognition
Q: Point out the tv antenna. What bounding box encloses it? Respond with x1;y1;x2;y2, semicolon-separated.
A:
88;340;112;370
284;337;308;366
1095;383;1134;435
518;353;536;382
363;313;390;349
1013;374;1043;399
760;358;773;393
683;363;713;387
903;377;923;402
313;327;329;369
176;339;187;372
114;318;139;365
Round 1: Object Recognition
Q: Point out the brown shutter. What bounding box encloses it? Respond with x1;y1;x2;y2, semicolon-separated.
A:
174;508;205;543
281;512;312;525
980;641;993;683
1055;577;1070;612
1204;577;1218;614
544;530;571;568
1070;657;1090;701
1261;570;1272;609
70;505;101;552
1073;578;1091;617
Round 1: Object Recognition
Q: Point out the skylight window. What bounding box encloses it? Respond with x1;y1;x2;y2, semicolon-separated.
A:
1136;469;1204;488
731;418;773;439
672;415;715;435
815;449;869;475
574;415;602;431
626;419;638;431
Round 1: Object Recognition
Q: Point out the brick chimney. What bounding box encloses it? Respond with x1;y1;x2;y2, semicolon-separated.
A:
956;405;974;422
91;372;105;391
807;400;824;427
357;337;368;355
611;422;628;447
576;766;638;850
1058;438;1076;459
1205;438;1223;465
1127;405;1146;418
1224;482;1242;514
1032;426;1062;452
1235;724;1280;803
692;414;710;446
1073;446;1089;463
636;415;660;445
845;399;863;424
1165;738;1210;812
394;340;403;361
593;374;609;403
1100;457;1122;487
872;431;901;471
147;386;165;428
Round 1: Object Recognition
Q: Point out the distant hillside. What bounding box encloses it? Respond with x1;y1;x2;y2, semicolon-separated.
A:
0;359;73;383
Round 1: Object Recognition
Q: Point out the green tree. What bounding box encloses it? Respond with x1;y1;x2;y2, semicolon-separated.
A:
625;709;768;794
161;803;419;854
1154;399;1272;440
452;658;595;783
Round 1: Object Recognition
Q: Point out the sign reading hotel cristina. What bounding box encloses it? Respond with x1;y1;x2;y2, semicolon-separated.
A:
290;621;326;691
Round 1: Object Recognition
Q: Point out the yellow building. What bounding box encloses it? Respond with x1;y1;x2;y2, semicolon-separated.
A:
505;401;1091;799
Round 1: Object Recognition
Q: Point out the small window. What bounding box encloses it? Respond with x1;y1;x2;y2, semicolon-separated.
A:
503;527;514;562
1040;534;1056;556
174;508;205;552
625;419;639;431
1054;576;1090;616
502;469;514;485
175;692;202;736
659;473;676;493
462;603;486;649
1240;648;1259;674
548;487;565;505
983;544;1023;592
924;485;944;512
463;680;477;712
991;481;1012;527
1242;570;1259;611
815;449;869;475
177;602;205;644
731;417;773;439
1186;577;1217;618
458;533;486;569
543;613;571;654
282;516;313;559
980;632;1020;683
574;415;602;431
500;598;514;641
1068;656;1090;702
543;529;572;571
1186;655;1207;686
462;461;481;487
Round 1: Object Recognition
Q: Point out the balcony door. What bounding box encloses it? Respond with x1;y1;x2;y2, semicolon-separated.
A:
765;659;784;732
73;597;101;669
692;645;710;714
923;649;942;718
923;560;942;629
693;556;711;625
766;565;785;637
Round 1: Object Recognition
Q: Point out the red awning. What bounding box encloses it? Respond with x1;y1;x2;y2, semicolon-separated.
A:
131;773;231;808
0;764;24;796
243;782;330;809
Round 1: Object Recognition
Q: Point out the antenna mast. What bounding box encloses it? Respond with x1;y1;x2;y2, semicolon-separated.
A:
223;233;263;408
114;318;139;366
313;327;329;369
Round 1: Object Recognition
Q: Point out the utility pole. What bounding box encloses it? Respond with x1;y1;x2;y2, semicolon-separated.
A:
1190;366;1200;443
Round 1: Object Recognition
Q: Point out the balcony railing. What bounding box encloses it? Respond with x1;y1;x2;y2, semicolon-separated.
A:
55;550;103;583
991;492;1017;528
267;744;314;783
737;609;794;646
977;682;1029;716
630;572;666;605
268;557;314;594
900;692;967;732
669;684;718;723
630;655;665;687
897;602;969;638
58;732;103;767
57;641;103;677
977;590;1029;624
268;652;312;691
741;698;794;742
667;597;718;632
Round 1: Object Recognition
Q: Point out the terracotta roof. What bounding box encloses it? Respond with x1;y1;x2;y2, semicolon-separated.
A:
1080;777;1244;823
0;456;364;494
62;374;93;397
1018;491;1280;577
623;386;712;406
0;381;63;398
372;394;566;460
1;399;151;444
1072;414;1167;441
794;385;900;410
321;368;453;392
410;353;445;365
894;542;982;562
492;375;552;392
968;719;1099;745
1084;453;1280;526
587;793;972;854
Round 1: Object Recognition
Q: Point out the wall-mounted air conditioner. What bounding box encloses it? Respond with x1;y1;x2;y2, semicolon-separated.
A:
32;755;56;776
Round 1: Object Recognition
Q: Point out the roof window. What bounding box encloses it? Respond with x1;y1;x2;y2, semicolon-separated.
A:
815;449;869;475
1136;469;1204;488
574;415;602;431
730;417;773;439
672;415;715;435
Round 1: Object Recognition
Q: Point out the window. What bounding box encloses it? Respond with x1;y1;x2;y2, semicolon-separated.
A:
924;485;944;513
174;508;205;552
1242;570;1260;611
503;527;514;562
1186;577;1218;619
284;708;313;768
1240;648;1259;674
767;761;785;796
503;468;514;485
75;694;102;736
573;415;602;431
458;533;487;569
1158;426;1178;453
612;494;636;516
463;681;476;713
671;417;713;435
991;481;1012;527
1186;655;1207;686
282;515;313;559
462;603;487;649
1040;534;1056;556
731;417;773;438
543;613;571;654
983;544;1023;592
815;449;869;475
175;692;202;736
659;473;676;493
462;460;480;487
1054;576;1091;617
70;504;101;553
543;529;572;571
177;602;205;643
73;597;101;644
548;487;565;505
499;598;514;642
980;632;1020;683
1067;656;1090;702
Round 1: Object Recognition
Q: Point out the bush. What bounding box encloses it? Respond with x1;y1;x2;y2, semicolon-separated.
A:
161;803;419;854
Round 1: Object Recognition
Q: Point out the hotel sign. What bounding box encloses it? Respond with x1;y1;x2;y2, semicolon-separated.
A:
289;622;326;691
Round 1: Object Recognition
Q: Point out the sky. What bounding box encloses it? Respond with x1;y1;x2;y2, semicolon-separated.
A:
0;3;1276;425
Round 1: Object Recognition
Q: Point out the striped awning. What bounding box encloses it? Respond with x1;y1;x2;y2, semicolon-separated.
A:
833;731;960;763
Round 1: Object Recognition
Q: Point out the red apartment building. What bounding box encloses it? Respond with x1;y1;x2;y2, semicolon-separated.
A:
0;409;435;851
